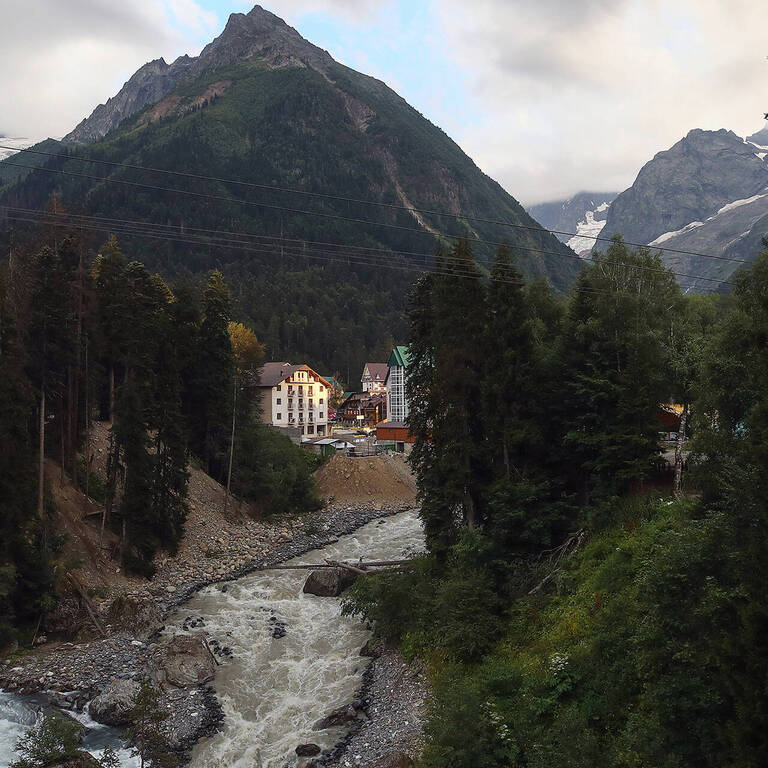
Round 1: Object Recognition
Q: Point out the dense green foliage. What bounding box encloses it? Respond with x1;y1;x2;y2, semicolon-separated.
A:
345;240;768;767
0;226;321;641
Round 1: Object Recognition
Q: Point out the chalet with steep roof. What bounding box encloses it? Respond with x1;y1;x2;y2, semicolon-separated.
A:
254;362;331;436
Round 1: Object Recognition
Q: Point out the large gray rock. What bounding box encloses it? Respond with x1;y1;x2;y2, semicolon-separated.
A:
150;635;216;690
295;743;321;756
105;593;163;638
312;704;360;731
303;568;357;597
89;678;140;726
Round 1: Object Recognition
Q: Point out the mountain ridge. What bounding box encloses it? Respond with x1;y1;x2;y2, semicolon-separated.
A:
0;4;581;373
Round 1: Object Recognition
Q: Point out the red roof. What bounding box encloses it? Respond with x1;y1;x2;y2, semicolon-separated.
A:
363;363;389;382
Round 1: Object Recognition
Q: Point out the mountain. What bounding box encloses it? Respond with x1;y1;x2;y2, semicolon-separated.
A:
597;128;768;290
528;191;616;256
0;5;580;373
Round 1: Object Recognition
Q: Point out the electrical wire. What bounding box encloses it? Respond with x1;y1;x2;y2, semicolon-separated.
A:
0;162;737;286
1;206;712;298
0;143;752;265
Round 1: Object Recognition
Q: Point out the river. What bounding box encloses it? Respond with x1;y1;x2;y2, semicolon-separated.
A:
174;508;424;768
0;509;423;768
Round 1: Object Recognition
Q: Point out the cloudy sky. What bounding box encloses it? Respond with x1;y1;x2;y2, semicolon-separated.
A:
2;0;767;204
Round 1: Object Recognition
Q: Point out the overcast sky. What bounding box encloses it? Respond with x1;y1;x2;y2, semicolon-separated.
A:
2;0;767;204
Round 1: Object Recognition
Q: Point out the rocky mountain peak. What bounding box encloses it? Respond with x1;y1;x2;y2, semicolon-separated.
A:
63;4;335;144
196;4;333;75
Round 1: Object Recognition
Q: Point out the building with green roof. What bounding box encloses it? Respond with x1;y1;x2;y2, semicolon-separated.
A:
386;345;410;422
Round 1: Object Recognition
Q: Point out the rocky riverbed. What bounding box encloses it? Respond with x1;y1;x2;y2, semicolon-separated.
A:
0;501;418;764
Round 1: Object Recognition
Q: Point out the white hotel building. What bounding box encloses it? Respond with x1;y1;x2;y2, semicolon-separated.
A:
255;362;330;436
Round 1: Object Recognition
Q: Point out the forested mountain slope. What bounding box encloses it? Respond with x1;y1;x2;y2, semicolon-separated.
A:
0;5;580;374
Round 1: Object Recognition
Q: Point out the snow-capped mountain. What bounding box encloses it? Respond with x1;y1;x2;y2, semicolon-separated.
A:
597;126;768;290
528;191;616;257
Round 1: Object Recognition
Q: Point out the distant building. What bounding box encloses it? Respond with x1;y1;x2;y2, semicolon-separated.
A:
253;362;331;437
337;391;387;427
361;362;389;393
385;346;410;423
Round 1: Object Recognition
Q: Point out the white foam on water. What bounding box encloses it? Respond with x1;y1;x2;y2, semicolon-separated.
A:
0;691;38;766
171;510;425;768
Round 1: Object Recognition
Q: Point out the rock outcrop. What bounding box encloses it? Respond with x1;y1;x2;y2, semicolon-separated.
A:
88;678;141;726
303;567;357;597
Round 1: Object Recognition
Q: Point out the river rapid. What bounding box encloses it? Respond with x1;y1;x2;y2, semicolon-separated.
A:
172;509;424;768
0;509;423;768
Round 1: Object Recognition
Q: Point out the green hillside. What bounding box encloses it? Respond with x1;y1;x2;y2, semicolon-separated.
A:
0;9;580;374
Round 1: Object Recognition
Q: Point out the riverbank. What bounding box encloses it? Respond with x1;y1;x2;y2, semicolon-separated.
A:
0;500;416;763
311;644;428;768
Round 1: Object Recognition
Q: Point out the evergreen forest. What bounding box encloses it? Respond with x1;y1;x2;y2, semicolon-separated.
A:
343;236;768;768
0;223;320;647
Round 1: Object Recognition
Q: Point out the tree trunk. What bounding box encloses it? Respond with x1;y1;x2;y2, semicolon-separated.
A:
673;403;689;497
38;387;45;519
109;365;115;423
224;377;237;515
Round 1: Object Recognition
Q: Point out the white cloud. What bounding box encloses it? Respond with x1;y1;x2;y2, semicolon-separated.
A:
433;0;768;203
0;0;201;138
3;0;767;205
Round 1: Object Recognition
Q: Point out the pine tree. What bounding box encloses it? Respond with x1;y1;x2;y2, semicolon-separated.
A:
190;270;234;480
561;238;679;506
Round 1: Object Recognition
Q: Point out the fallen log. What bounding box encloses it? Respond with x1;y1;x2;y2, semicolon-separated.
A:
325;559;368;575
66;571;107;637
258;559;413;571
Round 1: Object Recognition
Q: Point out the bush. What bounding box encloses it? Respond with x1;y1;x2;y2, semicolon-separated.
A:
232;424;322;515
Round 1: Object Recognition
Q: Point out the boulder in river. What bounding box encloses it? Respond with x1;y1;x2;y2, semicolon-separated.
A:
89;678;141;726
151;635;216;690
312;703;361;730
367;753;415;768
295;743;321;756
302;567;357;597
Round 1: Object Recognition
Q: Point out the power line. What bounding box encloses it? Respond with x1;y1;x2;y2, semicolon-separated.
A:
3;207;664;298
0;143;751;265
0;162;737;286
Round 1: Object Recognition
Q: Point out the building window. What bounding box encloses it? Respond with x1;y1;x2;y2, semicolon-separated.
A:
309;386;314;395
276;398;281;405
276;413;282;420
276;385;281;391
307;425;314;435
320;386;324;392
320;398;324;404
319;411;324;419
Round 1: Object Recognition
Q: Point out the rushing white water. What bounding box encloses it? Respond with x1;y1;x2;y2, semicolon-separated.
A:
168;509;424;768
0;691;139;768
0;691;36;766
